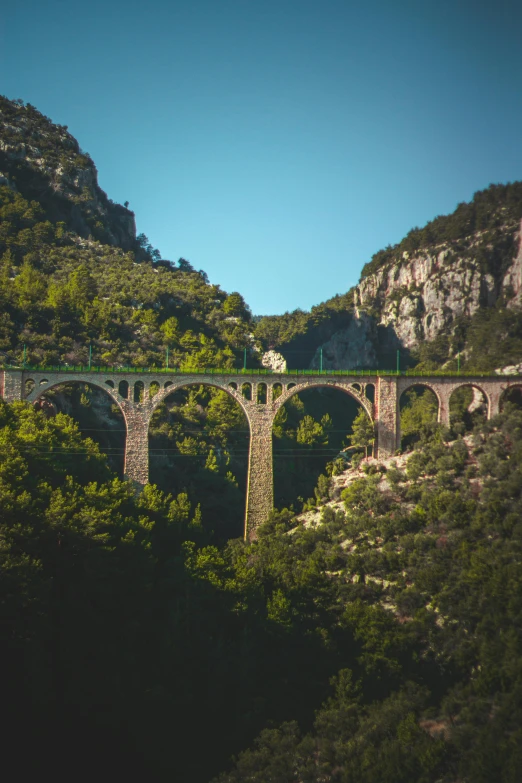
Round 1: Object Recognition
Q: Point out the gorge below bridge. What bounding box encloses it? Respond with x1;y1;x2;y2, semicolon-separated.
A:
2;368;521;539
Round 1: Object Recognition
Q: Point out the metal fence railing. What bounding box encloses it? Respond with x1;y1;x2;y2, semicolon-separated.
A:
3;364;521;379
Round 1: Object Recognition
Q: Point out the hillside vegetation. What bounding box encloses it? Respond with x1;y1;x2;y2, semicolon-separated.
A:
4;393;522;781
3;95;522;782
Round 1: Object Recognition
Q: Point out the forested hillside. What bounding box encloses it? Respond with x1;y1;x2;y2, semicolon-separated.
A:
3;95;522;782
4;392;522;782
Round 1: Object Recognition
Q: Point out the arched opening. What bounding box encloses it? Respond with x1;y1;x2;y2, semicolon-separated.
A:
133;381;144;403
365;383;375;404
25;379;35;396
105;380;115;389
449;384;488;435
148;383;249;542
149;381;160;399
500;385;522;411
352;383;361;393
287;383;296;390
36;381;126;477
241;382;252;401
273;384;373;512
272;383;282;401
39;378;48;386
399;384;439;449
164;381;173;389
228;382;238;391
118;380;129;399
257;382;267;404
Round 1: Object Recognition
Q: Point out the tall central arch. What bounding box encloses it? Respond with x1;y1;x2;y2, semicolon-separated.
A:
270;380;375;511
148;380;251;539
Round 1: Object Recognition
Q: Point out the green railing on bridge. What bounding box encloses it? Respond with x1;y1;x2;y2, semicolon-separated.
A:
3;364;521;379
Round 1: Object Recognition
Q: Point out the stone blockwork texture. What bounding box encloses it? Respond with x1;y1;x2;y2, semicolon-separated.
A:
244;408;274;538
3;369;522;538
1;370;23;403
376;378;399;456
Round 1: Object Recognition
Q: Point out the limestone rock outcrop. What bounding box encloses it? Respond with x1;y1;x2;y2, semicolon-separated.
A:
314;217;522;366
261;350;287;372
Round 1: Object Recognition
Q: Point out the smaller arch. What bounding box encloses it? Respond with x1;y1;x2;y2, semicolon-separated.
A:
118;380;129;399
257;382;267;404
149;381;160;399
25;378;35;396
352;383;361;393
105;380;115;389
365;383;375;404
134;380;144;403
399;383;440;448
500;384;522;411
164;381;173;389
39;378;49;386
241;382;252;401
272;383;282;401
287;383;296;390
228;382;238;391
449;383;488;432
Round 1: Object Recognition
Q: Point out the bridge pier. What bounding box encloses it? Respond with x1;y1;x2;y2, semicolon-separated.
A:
121;402;150;487
439;398;451;427
244;408;274;539
375;377;399;457
1;369;23;403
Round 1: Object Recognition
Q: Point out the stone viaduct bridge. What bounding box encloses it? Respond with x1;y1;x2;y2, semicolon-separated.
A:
2;368;521;539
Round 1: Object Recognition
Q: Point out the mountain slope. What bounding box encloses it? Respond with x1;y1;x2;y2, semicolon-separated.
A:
254;183;522;372
0;96;136;249
0;96;254;368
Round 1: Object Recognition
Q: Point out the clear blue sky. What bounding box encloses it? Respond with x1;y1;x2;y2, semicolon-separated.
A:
2;0;522;315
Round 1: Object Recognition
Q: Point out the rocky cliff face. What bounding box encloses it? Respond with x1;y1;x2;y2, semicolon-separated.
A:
312;215;522;370
356;221;521;348
311;312;378;370
0;96;136;249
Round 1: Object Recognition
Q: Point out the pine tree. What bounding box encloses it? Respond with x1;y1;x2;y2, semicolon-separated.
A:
348;408;375;459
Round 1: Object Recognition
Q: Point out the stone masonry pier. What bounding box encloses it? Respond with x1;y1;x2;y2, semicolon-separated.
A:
2;368;521;539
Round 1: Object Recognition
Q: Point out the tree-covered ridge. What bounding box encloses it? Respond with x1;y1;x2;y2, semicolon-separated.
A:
0;185;252;367
253;290;356;363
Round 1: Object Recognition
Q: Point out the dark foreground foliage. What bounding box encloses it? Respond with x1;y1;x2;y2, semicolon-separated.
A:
3;398;522;782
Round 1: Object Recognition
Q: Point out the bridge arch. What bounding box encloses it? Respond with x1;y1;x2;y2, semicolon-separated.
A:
271;380;374;511
500;384;522;410
449;382;490;427
148;379;251;539
25;378;35;395
149;378;254;424
26;375;128;476
273;379;373;420
397;380;443;421
26;374;127;418
398;382;440;448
